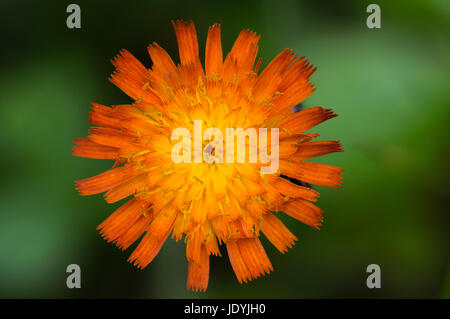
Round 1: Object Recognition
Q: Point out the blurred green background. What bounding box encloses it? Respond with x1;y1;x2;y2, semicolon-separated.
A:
0;0;449;298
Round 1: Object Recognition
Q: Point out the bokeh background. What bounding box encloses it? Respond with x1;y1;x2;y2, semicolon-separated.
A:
0;0;449;298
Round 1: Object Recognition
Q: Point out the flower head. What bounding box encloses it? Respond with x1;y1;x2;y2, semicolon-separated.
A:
73;20;342;291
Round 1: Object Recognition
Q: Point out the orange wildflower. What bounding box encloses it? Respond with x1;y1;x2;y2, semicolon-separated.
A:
73;20;342;291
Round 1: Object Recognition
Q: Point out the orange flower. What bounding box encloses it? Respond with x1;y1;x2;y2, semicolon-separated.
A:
73;20;342;291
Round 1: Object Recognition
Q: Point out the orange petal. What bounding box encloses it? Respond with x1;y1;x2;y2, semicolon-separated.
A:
226;238;273;284
252;49;296;102
205;232;221;257
186;229;211;291
109;49;161;104
172;20;200;65
278;107;337;135
283;199;323;229
104;174;148;203
88;103;120;128
253;57;262;73
238;238;273;278
278;56;316;92
88;127;135;149
260;213;297;253
205;24;223;76
226;240;251;283
187;245;210;292
278;140;299;158
147;42;178;81
115;210;153;250
75;164;137;196
261;185;284;210
268;58;316;122
294;141;343;159
186;228;203;263
224;29;260;76
72;138;118;159
128;209;177;269
97;198;148;245
274;177;320;201
299;161;343;188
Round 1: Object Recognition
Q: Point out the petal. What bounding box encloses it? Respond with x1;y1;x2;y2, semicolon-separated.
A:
72;138;118;159
283;199;324;229
294;141;343;159
109;49;161;104
278;107;337;135
274;177;320;201
226;240;251;283
97;198;149;247
88;103;119;128
75;164;137;196
147;42;178;82
88;127;135;149
205;24;223;76
260;213;297;253
187;245;210;292
115;212;153;250
299;161;343;188
224;29;260;77
279;160;343;188
278;56;316;92
128;209;177;269
104;174;148;203
186;229;211;292
226;238;273;284
172;20;200;65
252;49;296;103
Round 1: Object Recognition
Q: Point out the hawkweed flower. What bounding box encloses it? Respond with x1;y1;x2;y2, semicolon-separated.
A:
73;20;342;291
